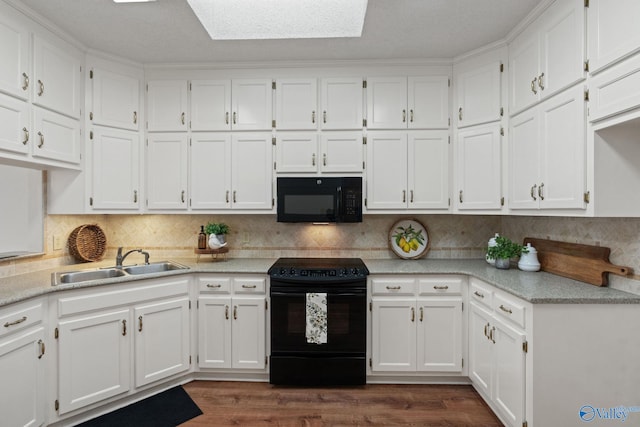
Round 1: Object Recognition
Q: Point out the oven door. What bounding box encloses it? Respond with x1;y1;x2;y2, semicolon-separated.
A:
270;285;366;354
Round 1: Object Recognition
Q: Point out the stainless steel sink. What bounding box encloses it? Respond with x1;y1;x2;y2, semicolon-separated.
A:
51;261;190;285
52;268;127;285
123;261;189;275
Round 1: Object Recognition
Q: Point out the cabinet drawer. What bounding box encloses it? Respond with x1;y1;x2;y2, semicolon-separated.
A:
417;276;463;295
198;276;232;294
371;278;416;296
493;293;526;329
469;279;493;309
233;277;266;294
0;299;44;338
590;53;640;122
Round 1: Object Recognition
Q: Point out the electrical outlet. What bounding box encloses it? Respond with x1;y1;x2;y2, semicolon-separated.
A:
53;235;63;251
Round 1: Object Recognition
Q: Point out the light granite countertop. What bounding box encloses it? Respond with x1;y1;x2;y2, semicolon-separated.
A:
1;257;639;307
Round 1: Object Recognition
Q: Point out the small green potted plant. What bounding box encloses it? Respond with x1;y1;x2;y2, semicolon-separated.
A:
486;236;527;270
205;222;230;245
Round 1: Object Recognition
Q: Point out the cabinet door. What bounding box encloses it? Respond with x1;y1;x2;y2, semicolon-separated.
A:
492;318;526;427
275;78;317;130
32;107;80;165
0;328;45;427
366;77;407;129
320;77;363;130
416;297;462;372
91;68;140;131
58;309;130;414
0;92;29;155
198;296;232;369
366;132;408;209
275;132;318;173
190;80;231;131
231;133;273;209
539;85;586;209
231;297;266;370
408;131;449;209
91;127;140;210
146;133;188;210
231;79;273;130
371;298;416;371
190;133;232;209
0;11;29;100
408;76;449;129
509;26;540;115
456;123;502;210
588;0;640;73
134;296;190;387
508;108;540;210
320;131;363;173
468;302;493;397
32;36;82;119
457;62;502;127
147;80;188;132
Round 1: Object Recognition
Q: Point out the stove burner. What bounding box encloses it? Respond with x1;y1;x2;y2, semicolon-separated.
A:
268;257;368;282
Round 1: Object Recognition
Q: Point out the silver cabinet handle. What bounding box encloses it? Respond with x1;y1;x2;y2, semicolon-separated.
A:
385;285;401;290
242;284;257;289
225;190;230;203
433;285;449;290
459;190;463;203
22;72;29;90
538;182;545;200
38;339;45;359
225;112;229;124
37;131;44;148
312;153;316;166
138;315;143;332
531;77;538;95
458;107;462;121
133;111;137;124
323;110;327;123
402;190;406;203
490;326;496;343
474;291;484;299
530;184;537;201
180;112;185;125
207;283;222;288
225;305;229;320
484;323;489;338
538;73;545;90
233;190;237;203
419;307;424;322
4;316;27;327
410;109;414;123
323;153;327;166
402;109;406;123
122;319;127;336
410;307;415;322
181;190;185;203
499;304;513;314
410;190;414;203
37;79;44;96
311;110;316;123
233;112;237;124
233;305;238;320
133;190;138;203
22;127;29;145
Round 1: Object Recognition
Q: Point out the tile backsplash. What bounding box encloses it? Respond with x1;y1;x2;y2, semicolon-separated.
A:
3;213;640;295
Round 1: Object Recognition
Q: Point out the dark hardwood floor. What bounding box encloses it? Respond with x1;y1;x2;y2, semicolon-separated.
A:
181;381;503;426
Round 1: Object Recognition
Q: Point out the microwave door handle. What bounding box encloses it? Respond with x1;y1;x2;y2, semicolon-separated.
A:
337;186;342;221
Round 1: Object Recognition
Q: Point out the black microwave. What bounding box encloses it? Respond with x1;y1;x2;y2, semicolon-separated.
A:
276;177;362;223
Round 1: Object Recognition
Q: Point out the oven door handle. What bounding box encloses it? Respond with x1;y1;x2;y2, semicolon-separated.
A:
270;291;365;297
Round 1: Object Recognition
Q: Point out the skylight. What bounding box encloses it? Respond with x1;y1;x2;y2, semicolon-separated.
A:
186;0;368;40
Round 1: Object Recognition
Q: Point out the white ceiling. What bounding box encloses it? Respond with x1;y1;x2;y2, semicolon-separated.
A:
15;0;543;65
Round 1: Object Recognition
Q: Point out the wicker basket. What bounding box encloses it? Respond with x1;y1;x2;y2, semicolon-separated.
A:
68;224;107;262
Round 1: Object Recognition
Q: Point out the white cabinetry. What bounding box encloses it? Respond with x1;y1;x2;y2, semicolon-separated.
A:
508;0;585;115
370;276;464;374
230;133;273;210
0;91;29;155
456;61;502;128
147;80;188;132
190;133;231;210
366;131;449;210
320;77;363;130
509;85;586;210
197;275;266;370
231;79;273;131
32;107;80;164
90;67;139;131
366;76;449;129
0;299;46;427
55;277;191;415
0;7;29;100
190;80;231;131
275;78;317;130
468;279;526;427
146;133;188;210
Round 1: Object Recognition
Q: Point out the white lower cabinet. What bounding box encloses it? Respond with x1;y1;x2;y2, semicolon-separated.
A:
468;278;527;427
0;299;46;427
370;276;464;374
197;275;266;370
55;277;191;416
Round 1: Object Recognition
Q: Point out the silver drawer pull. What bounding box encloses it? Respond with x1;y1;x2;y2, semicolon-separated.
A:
499;304;513;314
433;285;449;290
206;283;222;288
4;316;27;327
386;286;401;290
242;284;257;289
473;291;484;298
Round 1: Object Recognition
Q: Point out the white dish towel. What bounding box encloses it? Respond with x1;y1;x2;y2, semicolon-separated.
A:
305;292;327;344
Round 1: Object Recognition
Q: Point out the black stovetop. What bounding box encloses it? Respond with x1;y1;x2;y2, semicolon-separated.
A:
268;257;369;281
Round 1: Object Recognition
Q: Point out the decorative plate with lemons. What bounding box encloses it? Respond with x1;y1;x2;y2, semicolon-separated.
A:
389;219;430;260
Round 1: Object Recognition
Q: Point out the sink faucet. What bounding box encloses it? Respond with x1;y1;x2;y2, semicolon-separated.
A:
115;247;150;268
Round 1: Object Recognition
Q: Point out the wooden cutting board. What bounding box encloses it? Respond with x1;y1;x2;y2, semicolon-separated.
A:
523;237;631;286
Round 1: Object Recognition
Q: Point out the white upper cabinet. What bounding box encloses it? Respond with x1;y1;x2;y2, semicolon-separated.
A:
275;78;318;130
146;133;188;210
190;80;232;131
588;0;640;74
0;9;29;100
190;133;232;210
32;35;82;119
231;133;273;209
320;131;364;173
147;80;188;132
90;67;139;131
32;107;80;165
367;76;449;130
456;61;502;128
0;91;29;155
231;79;273;131
509;0;585;115
275;132;318;174
320;77;364;130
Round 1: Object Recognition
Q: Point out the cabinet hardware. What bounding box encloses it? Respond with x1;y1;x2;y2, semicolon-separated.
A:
500;127;504;136
499;305;513;314
459;190;463;203
385;285;401;290
523;341;529;353
122;319;127;336
410;190;414;203
22;72;29;90
474;291;484;298
323;110;327;123
410;109;414;122
207;283;222;288
500;107;504;117
538;73;545;90
54;327;59;339
419;307;424;322
402;109;406;123
233;305;238;320
433;285;449;290
410;307;415;322
362;80;367;89
233;190;237;203
37;79;44;96
180;112;185;125
311;110;315;123
363;118;367;127
584;89;590;101
500;63;504;72
501;196;505;206
55;400;59;411
242;284;257;289
181;190;185;203
233;112;237;124
133;111;137;124
22;127;29;145
38;339;45;359
538;182;545;200
89;130;93;140
138;315;143;332
530;184;537;200
272;119;276;128
225;305;229;320
3;316;27;327
584;60;590;72
531;78;537;95
323;153;327;166
90;69;93;79
458;107;462;121
37;131;44;148
133;190;137;203
584;191;590;204
89;112;93;120
402;190;406;203
226;190;230;203
312;153;316;166
490;326;496;343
